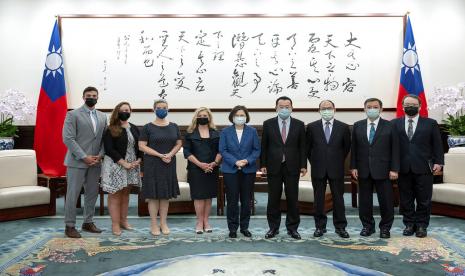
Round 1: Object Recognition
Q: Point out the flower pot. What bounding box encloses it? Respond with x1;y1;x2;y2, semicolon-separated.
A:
0;137;15;150
447;135;465;148
0;137;14;150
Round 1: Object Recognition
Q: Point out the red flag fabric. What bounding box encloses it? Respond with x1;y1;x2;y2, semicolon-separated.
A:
33;21;67;176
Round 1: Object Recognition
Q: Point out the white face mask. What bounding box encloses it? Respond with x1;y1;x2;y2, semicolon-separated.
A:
233;116;246;126
366;108;380;120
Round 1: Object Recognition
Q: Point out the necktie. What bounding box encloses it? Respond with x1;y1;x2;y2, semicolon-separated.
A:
324;121;331;143
281;120;287;143
407;119;413;141
90;110;98;133
369;123;376;144
281;120;287;162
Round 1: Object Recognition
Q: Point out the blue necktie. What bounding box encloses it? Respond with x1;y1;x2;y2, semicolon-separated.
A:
90;110;98;133
324;121;331;143
369;123;375;144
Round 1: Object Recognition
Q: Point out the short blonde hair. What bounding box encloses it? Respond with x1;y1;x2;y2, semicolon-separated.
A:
153;99;168;109
187;107;216;133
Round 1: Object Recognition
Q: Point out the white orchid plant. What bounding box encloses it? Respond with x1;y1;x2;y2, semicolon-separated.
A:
0;89;36;137
429;83;465;136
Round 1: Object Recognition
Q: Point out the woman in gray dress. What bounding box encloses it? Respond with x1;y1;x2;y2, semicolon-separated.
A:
139;99;182;236
101;102;142;236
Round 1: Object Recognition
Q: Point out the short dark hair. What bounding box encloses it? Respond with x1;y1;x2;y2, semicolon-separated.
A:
364;98;383;108
319;99;335;109
275;96;293;107
228;105;250;123
82;86;98;96
402;94;422;105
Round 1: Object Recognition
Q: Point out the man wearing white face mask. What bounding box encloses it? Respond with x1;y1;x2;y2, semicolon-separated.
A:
350;98;399;239
306;100;351;238
261;96;307;240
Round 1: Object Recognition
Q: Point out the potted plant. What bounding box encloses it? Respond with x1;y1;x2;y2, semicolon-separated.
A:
429;83;465;148
0;89;36;150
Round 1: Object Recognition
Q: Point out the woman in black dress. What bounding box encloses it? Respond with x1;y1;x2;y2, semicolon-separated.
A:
184;107;222;234
139;99;182;236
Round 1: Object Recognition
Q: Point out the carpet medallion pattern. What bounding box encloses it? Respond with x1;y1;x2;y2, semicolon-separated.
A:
1;227;465;276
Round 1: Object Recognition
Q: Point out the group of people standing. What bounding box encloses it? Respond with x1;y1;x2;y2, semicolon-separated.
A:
62;86;444;241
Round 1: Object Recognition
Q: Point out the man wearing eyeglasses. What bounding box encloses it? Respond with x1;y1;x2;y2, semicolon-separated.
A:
392;94;444;238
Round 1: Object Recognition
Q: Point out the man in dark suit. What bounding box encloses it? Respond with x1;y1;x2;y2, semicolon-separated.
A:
261;96;307;240
392;94;444;238
351;98;399;239
306;100;351;238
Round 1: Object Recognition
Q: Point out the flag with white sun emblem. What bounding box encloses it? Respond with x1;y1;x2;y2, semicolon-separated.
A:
34;20;68;176
396;16;428;117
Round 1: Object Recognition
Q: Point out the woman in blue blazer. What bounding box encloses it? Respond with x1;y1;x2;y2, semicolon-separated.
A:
219;105;261;238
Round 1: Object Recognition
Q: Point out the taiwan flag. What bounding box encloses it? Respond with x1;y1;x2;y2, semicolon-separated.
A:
33;20;67;176
396;16;428;117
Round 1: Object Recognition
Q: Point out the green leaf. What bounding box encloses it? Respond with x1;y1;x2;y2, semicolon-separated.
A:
443;114;465;136
0;117;18;137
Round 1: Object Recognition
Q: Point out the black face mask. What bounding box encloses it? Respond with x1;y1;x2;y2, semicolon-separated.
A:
404;106;419;116
197;117;209;125
85;98;97;108
118;112;131;121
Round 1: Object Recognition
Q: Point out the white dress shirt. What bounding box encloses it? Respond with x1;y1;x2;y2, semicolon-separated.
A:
236;129;243;143
322;118;335;133
366;117;380;141
405;115;419;136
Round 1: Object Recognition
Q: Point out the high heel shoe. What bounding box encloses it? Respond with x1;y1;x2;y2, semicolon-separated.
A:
160;225;170;235
120;223;134;230
195;228;204;234
151;226;161;236
112;224;122;236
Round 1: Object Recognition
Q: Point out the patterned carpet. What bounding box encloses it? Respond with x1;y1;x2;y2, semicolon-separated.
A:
1;226;465;276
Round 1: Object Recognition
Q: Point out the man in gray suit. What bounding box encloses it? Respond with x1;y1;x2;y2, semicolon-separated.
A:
63;86;107;238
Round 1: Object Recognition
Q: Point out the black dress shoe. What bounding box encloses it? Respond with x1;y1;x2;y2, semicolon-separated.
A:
335;228;350;238
240;229;252;237
360;227;375;237
265;229;279;239
229;231;237;238
415;227;427;238
313;228;327;237
379;230;391;239
403;225;416;236
287;230;301;240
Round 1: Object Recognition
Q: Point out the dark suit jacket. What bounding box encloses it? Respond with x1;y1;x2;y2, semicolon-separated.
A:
183;128;220;170
219;125;261;174
350;118;400;180
260;117;307;175
306;119;351;179
103;123;143;163
392;117;444;174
